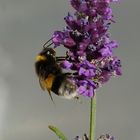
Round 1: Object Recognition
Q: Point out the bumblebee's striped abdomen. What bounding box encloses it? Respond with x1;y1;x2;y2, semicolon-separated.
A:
51;74;67;95
51;74;78;99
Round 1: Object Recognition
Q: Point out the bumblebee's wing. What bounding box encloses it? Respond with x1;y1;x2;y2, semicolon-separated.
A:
39;78;46;90
39;78;55;103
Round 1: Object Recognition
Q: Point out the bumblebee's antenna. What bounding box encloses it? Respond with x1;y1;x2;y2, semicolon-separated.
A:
43;38;53;48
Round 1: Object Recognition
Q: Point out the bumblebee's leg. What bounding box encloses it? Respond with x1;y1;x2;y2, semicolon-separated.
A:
56;56;66;62
65;72;79;78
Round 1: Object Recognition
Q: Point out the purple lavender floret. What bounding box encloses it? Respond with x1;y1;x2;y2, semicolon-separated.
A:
74;134;89;140
74;133;115;140
52;0;121;97
77;79;96;97
97;134;115;140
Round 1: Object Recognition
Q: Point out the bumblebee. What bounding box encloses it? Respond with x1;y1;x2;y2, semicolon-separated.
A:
35;46;78;102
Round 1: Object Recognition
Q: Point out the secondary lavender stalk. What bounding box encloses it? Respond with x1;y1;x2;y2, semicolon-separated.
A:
48;125;68;140
89;95;96;140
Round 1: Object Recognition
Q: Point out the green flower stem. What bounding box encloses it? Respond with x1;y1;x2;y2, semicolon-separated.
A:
89;94;96;140
48;125;68;140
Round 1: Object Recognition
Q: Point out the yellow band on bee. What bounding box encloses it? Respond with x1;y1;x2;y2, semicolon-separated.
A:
36;55;46;62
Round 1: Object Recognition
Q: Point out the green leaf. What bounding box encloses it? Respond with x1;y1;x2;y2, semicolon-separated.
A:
48;125;68;140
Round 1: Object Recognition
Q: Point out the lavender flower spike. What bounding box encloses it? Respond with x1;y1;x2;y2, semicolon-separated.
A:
51;0;122;97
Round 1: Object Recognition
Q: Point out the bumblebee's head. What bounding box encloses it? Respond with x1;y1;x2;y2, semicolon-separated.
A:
40;48;56;57
35;48;56;63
